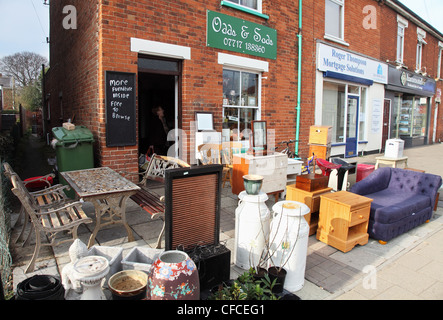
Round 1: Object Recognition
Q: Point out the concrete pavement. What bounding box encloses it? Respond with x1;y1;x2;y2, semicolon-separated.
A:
8;138;443;300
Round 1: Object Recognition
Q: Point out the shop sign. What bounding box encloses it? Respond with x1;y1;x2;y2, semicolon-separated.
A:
206;10;277;60
387;65;436;97
317;43;388;84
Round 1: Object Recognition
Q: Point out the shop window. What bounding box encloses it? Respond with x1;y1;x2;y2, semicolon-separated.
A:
396;15;408;64
322;82;368;144
223;69;259;141
322;82;346;143
325;0;344;41
395;95;428;138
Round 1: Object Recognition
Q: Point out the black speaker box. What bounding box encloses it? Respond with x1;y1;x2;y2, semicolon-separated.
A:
186;244;231;291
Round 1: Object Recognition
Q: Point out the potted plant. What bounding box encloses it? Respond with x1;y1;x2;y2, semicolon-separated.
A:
208;268;280;300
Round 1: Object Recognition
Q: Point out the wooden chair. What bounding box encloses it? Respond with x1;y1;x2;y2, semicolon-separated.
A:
121;154;190;248
221;141;243;188
3;162;72;246
9;174;92;273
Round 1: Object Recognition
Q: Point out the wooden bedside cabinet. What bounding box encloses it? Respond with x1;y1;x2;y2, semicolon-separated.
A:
316;191;372;252
286;184;333;236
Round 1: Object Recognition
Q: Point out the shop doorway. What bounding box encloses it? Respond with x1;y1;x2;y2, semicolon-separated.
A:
345;96;359;158
381;99;391;151
137;56;181;158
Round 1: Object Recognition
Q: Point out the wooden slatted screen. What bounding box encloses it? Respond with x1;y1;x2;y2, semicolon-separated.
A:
165;165;222;251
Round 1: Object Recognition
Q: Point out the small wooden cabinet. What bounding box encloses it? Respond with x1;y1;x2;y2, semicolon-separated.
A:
316;191;372;252
285;185;333;236
309;126;332;145
308;144;331;160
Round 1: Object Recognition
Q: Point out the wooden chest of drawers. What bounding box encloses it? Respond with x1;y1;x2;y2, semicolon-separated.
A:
316;191;372;252
232;153;288;196
285;185;332;236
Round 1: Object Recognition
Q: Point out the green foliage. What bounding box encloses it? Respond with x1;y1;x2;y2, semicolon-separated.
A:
208;267;280;300
20;82;42;111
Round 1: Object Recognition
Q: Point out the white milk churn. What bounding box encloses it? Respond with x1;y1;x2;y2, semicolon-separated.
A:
234;191;270;270
269;201;310;292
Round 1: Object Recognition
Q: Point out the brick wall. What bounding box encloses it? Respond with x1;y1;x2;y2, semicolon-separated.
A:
48;0;300;171
1;88;14;110
46;0;443;170
300;0;383;156
379;3;443;143
46;0;101;164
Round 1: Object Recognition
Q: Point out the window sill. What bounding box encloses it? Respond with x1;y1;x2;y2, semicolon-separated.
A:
220;1;269;20
324;34;349;47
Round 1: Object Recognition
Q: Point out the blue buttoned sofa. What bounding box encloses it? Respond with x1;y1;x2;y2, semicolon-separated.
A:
350;167;442;243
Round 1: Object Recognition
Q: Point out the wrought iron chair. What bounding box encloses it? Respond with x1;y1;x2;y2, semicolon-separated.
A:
3;162;72;246
9;174;92;273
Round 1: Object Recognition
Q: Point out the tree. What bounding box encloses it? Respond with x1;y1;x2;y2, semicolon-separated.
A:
0;51;48;87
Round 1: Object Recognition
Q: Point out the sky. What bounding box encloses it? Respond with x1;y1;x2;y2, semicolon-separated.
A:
0;0;443;63
0;0;49;61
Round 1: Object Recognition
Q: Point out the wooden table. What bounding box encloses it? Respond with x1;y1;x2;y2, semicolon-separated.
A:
61;167;140;248
375;156;408;169
316;191;372;252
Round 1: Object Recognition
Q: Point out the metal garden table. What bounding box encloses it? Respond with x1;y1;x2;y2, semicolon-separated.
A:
60;167;140;248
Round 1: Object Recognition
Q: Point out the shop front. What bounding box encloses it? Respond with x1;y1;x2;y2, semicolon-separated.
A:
315;43;388;158
385;66;436;148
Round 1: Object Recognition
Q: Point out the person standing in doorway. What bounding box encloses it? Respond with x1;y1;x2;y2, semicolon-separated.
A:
148;106;169;155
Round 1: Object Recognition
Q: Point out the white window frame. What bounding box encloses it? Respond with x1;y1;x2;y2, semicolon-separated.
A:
396;15;408;64
321;79;368;144
225;0;262;13
221;65;263;143
438;41;443;79
416;42;423;72
416;27;427;72
324;0;346;44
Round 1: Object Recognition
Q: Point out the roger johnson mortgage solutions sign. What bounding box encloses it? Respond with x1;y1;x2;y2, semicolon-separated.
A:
207;10;277;60
317;43;388;84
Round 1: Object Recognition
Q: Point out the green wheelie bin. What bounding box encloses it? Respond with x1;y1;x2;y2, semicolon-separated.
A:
52;125;94;198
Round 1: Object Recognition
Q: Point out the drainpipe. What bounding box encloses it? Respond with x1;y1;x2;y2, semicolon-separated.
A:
295;0;303;155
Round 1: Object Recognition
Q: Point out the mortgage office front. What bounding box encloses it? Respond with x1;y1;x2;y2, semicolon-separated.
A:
315;43;388;158
45;1;300;173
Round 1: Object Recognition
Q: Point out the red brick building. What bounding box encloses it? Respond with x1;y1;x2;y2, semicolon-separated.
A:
44;0;443;174
0;74;16;111
45;0;300;175
380;1;443;147
302;0;443;158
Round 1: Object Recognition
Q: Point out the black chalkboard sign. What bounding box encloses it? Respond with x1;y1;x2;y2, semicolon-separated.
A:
105;71;136;147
